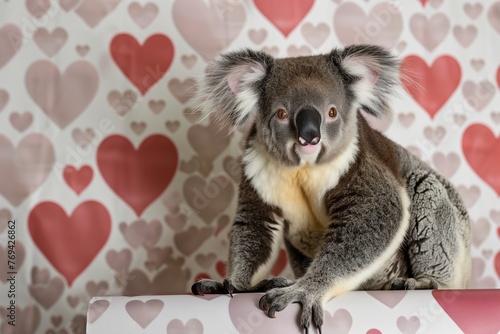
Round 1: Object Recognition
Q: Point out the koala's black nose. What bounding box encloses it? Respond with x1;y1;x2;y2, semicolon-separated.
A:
296;107;321;146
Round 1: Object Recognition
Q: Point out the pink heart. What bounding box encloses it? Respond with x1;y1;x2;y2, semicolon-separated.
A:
0;24;22;69
410;13;450;51
25;60;99;128
97;135;178;216
462;80;495;111
366;290;408;308
254;0;314;37
75;0;121;27
119;219;162;249
9;111;33;132
126;299;164;329
172;0;246;61
0;134;55;206
128;2;159;29
453;25;477;48
334;2;403;48
167;319;204;334
29;276;65;310
33;27;68;57
87;300;110;324
105;249;132;272
301;22;330;49
464;3;482;19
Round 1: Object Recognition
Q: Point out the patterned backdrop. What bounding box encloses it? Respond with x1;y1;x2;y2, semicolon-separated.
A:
0;0;499;332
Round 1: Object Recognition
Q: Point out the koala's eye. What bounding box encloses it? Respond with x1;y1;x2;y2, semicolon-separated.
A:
328;106;338;118
276;108;288;120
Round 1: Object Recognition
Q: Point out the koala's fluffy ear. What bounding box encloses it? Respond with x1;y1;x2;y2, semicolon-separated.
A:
194;49;273;128
332;44;400;117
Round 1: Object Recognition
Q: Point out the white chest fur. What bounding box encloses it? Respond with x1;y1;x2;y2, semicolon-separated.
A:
242;139;359;241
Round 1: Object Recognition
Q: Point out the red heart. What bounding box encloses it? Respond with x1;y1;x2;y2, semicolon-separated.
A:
63;165;93;194
401;55;461;119
254;0;314;37
97;134;178;216
462;124;500;196
28;201;111;286
110;34;174;95
433;290;500;333
419;0;428;6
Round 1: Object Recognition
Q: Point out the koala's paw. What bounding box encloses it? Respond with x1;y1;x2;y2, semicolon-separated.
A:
253;276;295;292
259;285;323;333
191;278;236;296
389;277;439;290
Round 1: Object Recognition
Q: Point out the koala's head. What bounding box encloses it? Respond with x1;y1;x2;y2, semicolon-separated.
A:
196;44;400;166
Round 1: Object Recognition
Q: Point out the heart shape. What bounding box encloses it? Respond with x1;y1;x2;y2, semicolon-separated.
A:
29;276;65;310
128;2;159;29
0;89;8;112
433;290;500;333
75;0;121;27
167;319;204;334
462;124;500;196
110;34;174;95
119;219;162;249
0;134;55;206
401;55;461;119
63;165;93;194
105;249;132;273
174;226;213;256
172;0;246;61
87;300;110;324
182;175;235;224
334;2;403;48
0;24;22;69
9;111;33;132
97;134;178;216
187;120;231;162
33;27;68;57
255;0;313;37
28;201;111;285
410;13;450;51
301;22;330;49
125;299;164;329
25;60;99;128
462;80;495;111
366;290;408;308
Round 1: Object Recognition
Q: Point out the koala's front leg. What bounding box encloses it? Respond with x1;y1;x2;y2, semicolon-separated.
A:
260;189;410;331
192;179;293;296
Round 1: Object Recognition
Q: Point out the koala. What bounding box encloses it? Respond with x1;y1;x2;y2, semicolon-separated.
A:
191;44;471;332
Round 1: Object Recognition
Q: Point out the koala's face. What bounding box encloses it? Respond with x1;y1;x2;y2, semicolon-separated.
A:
255;56;357;166
197;45;399;167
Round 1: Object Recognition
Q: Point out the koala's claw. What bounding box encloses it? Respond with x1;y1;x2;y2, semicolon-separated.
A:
191;278;232;296
259;286;323;331
390;277;439;290
223;279;235;297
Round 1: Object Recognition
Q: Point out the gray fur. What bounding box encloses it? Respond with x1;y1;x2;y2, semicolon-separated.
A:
191;44;471;331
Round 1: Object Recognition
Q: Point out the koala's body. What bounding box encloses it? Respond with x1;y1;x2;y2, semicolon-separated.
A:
191;45;471;331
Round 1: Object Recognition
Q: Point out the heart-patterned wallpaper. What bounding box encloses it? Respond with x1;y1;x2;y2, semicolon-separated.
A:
0;0;499;333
